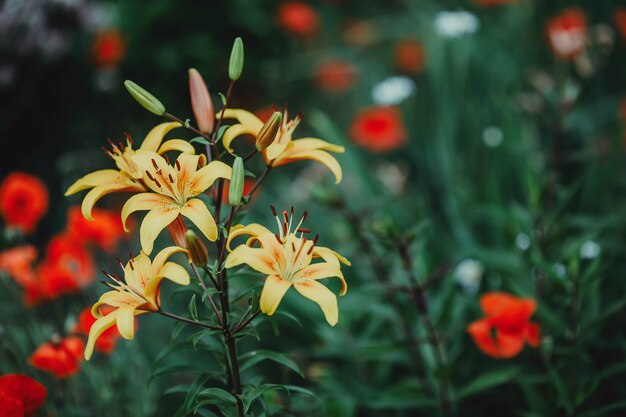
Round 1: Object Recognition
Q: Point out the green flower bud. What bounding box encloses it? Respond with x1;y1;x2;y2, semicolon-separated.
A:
186;230;209;267
256;111;282;151
229;156;245;207
228;37;244;81
124;80;166;116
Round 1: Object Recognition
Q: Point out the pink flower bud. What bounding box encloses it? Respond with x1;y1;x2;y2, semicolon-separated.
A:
189;68;215;133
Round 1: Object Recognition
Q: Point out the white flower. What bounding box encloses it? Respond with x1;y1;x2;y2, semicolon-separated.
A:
483;126;503;148
455;259;484;295
371;76;416;105
434;11;480;39
580;240;601;259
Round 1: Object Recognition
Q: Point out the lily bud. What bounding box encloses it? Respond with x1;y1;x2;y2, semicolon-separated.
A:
124;80;166;116
186;230;209;267
188;69;215;133
255;111;282;151
229;157;245;207
228;37;244;81
166;216;188;249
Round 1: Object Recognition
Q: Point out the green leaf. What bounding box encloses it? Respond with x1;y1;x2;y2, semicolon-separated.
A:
176;373;210;416
192;329;221;348
219;93;227;105
239;350;303;377
242;384;285;413
216;124;231;142
202;286;221;302
188;294;198;321
274;310;302;327
191;136;211;145
234;325;260;341
194;387;237;413
456;367;519;400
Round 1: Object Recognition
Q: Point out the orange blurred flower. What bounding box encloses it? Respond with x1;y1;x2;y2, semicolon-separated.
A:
277;2;319;37
349;106;408;152
467;292;541;359
73;306;121;354
29;337;84;378
472;0;516;6
546;8;587;60
341;20;379;47
616;9;626;41
43;235;95;287
314;60;357;92
0;374;47;417
66;206;126;252
0;245;38;289
394;39;426;74
218;178;257;204
0;173;48;234
92;29;127;68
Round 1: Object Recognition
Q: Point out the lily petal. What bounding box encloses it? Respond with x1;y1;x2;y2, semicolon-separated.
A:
260;275;292;315
116;306;138;340
291;263;347;296
65;169;128;195
121;193;175;232
222;124;259;153
217;109;264;131
180;199;217;242
139;207;181;255
151;246;189;275
140;122;182;152
158;139;195;155
159;261;191;286
225;245;276;275
264;137;290;161
81;183;139;221
313;246;351;266
293;281;339;326
226;223;273;250
190;161;232;194
287;138;345;154
85;310;119;360
273;149;343;184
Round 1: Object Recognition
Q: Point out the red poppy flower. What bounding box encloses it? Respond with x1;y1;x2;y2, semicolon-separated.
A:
394;39;427;74
467;292;541;359
472;0;516;6
616;9;626;41
277;2;319;37
29;337;85;378
0;173;48;234
546;8;588;60
0;374;47;417
66;206;126;252
43;234;95;287
92;29;127;68
0;246;37;288
73;306;120;354
314;60;357;92
349;106;408;152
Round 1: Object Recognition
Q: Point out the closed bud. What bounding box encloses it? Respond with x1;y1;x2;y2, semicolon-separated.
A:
255;111;282;151
166;216;188;248
186;230;209;267
228;37;244;81
189;68;215;133
124;80;166;116
229;157;245;207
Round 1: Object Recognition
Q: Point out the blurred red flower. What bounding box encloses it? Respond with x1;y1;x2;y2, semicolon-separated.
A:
341;20;379;47
314;60;357;92
394;39;427;74
0;173;48;234
0;245;38;289
0;374;47;417
92;29;127;68
218;178;257;204
277;2;319;37
29;337;85;378
616;9;626;41
73;306;120;354
66;206;126;252
472;0;516;6
546;8;587;60
349;106;407;152
467;292;541;359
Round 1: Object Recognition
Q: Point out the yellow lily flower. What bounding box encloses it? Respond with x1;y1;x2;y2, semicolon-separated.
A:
225;207;350;326
85;246;189;360
220;109;345;184
65;122;195;221
121;151;232;255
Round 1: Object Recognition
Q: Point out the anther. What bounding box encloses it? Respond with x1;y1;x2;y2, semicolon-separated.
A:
164;154;170;165
270;205;277;216
151;159;159;170
274;234;283;244
175;160;181;171
168;174;174;183
297;228;311;234
153;178;162;188
291;242;296;252
145;170;155;181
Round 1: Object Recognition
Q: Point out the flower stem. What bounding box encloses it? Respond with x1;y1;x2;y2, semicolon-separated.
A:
190;264;223;327
158;309;221;331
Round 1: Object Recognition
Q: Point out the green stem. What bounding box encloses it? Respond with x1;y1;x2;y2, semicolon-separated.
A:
158;309;221;331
